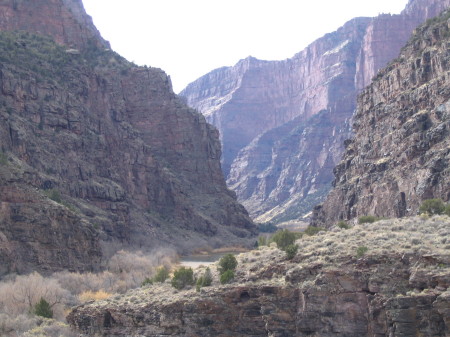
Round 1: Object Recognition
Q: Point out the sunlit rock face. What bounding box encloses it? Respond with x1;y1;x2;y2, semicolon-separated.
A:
180;0;450;224
0;0;256;277
313;7;450;226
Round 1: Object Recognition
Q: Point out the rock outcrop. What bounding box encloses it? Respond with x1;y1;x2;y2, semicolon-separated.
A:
312;8;450;226
180;0;450;224
68;216;450;336
0;0;255;277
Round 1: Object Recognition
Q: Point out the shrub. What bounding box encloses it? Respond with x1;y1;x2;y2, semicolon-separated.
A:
337;221;350;229
196;267;213;292
257;236;267;247
285;244;299;260
445;204;450;217
358;215;379;224
304;226;325;236
220;270;234;284
257;222;278;233
419;199;445;215
171;267;194;290
218;254;237;275
33;298;53;318
153;266;169;283
356;246;368;258
78;290;112;302
43;189;62;203
0;152;7;165
270;229;296;250
141;277;153;287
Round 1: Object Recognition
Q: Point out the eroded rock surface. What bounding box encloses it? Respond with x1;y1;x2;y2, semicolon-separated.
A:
313;7;450;226
181;0;450;223
68;216;450;336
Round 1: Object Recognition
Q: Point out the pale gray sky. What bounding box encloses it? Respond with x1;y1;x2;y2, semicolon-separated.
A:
82;0;409;92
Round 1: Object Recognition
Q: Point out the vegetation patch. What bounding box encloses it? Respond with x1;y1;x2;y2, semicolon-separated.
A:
358;215;380;224
171;267;194;290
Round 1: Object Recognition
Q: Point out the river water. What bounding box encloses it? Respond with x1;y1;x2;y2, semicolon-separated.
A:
180;251;242;269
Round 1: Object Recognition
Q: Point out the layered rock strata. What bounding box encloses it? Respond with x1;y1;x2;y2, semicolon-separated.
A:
68;216;450;336
313;8;450;226
181;0;450;224
0;0;255;276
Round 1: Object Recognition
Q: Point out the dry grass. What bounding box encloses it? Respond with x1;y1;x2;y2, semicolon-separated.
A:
78;290;112;303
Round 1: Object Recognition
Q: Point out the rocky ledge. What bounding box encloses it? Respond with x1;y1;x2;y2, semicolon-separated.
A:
68;216;450;336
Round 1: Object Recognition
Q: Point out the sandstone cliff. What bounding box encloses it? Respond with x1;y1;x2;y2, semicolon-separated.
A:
312;8;450;226
180;0;450;224
68;216;450;336
0;0;255;277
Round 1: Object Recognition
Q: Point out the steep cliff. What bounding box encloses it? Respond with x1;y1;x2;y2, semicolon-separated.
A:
312;8;450;226
0;0;255;277
180;0;450;224
68;216;450;336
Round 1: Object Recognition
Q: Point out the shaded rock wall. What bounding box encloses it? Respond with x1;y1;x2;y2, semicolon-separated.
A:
181;0;450;223
313;8;450;226
0;0;255;276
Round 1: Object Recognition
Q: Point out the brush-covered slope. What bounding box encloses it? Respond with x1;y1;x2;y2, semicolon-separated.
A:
68;216;450;336
0;0;255;277
312;8;450;227
180;0;450;224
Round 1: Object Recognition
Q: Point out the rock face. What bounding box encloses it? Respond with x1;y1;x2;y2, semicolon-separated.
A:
0;0;109;50
180;0;450;224
0;0;255;277
312;8;450;226
68;216;450;336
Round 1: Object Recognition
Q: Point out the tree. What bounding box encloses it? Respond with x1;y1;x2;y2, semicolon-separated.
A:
171;267;194;290
419;199;445;215
153;266;169;283
196;268;213;292
33;297;53;318
285;244;299;260
270;229;296;250
218;254;237;275
220;270;234;284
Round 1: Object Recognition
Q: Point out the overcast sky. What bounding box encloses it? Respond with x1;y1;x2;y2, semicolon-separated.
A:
82;0;409;93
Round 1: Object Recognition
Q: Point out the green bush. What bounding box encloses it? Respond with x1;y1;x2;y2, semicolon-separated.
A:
33;297;53;318
358;215;379;224
0;152;7;165
44;189;62;203
257;236;267;247
304;226;325;236
196;267;213;292
171;267;194;290
257;222;278;233
141;277;153;286
220;270;234;284
153;266;169;283
337;221;350;229
270;229;296;250
218;254;237;275
419;199;445;215
285;244;299;260
356;246;368;258
445;204;450;217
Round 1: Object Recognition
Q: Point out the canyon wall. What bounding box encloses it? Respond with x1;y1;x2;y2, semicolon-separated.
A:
0;0;255;277
312;8;450;226
181;0;450;224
